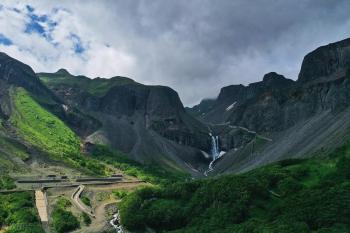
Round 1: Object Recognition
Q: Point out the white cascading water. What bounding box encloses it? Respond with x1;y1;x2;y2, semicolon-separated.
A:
211;134;220;160
207;133;220;171
110;211;123;233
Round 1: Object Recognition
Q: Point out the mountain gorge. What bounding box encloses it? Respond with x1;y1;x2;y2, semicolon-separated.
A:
188;38;350;175
0;36;350;233
1;38;350;178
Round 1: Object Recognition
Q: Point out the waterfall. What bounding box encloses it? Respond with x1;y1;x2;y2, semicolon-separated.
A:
207;133;220;172
210;134;220;160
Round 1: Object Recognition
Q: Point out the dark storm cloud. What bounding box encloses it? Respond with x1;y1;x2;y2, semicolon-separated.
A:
3;0;350;106
87;0;350;106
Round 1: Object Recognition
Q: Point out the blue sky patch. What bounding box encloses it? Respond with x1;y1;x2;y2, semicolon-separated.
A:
24;5;57;42
0;34;13;46
70;33;85;54
26;5;34;13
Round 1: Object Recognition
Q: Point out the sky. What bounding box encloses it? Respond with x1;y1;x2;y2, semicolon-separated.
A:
1;1;350;106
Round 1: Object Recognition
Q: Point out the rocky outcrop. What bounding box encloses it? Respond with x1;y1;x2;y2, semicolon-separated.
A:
0;53;54;98
0;53;100;137
188;37;350;175
37;71;211;173
298;38;350;84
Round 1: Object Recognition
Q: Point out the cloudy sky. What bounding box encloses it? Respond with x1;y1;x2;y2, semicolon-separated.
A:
1;0;350;106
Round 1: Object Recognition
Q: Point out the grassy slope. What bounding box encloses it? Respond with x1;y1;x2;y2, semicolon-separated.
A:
119;143;350;233
90;145;188;185
10;87;80;158
0;122;31;175
39;74;135;97
0;192;44;233
8;87;184;182
0;135;29;161
9;87;109;176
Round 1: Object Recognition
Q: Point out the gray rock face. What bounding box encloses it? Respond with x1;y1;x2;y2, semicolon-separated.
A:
195;72;295;124
186;72;298;151
298;38;350;84
37;71;211;173
0;52;53;98
188;37;350;175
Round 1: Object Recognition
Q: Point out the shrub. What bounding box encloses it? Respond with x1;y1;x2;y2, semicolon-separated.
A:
51;208;79;233
81;212;91;225
81;196;91;207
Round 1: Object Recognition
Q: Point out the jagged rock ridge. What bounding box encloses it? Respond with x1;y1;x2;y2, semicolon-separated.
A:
187;37;350;175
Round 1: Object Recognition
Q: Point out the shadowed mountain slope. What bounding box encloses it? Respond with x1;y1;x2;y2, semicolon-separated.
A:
38;69;211;174
187;38;350;175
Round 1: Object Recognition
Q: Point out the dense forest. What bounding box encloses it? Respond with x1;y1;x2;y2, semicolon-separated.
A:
119;143;350;233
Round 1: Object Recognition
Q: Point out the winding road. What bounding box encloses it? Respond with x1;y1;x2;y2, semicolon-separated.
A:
71;185;95;217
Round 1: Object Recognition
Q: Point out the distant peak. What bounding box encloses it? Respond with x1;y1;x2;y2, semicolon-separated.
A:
55;68;71;76
262;72;285;82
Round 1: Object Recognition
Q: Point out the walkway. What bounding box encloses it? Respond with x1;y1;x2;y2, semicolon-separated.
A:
35;190;50;233
71;185;95;217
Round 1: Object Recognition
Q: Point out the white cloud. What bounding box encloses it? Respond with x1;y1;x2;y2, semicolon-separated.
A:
0;1;137;79
0;0;350;106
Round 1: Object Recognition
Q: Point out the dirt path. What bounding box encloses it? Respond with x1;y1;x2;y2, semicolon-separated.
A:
72;199;118;233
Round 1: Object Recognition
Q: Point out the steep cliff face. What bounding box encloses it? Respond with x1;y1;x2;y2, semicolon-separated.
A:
194;72;295;125
38;70;210;173
188;38;350;175
0;53;52;97
298;38;350;84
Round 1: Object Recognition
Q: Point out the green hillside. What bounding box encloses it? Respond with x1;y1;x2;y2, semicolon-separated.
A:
9;87;108;175
39;72;136;97
10;87;80;158
119;143;350;233
0;192;44;233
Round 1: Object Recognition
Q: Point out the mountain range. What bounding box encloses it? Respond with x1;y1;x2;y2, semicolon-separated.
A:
1;36;350;233
1;38;350;178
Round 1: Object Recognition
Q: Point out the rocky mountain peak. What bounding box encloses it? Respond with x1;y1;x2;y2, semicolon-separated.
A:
262;72;286;82
260;72;295;89
298;37;350;84
55;68;71;76
0;52;52;96
217;84;245;103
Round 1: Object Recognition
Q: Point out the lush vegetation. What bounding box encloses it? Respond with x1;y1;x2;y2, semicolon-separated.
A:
0;192;44;233
81;212;91;225
39;73;136;97
10;87;109;176
0;135;29;161
10;87;80;157
119;143;350;233
91;145;188;185
81;196;91;207
113;189;129;199
51;197;79;233
0;175;15;190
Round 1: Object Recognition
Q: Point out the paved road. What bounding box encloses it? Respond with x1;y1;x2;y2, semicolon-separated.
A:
71;185;95;217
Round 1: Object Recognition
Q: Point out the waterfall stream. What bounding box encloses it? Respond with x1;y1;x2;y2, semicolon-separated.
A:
210;133;220;161
110;211;123;233
205;133;224;175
